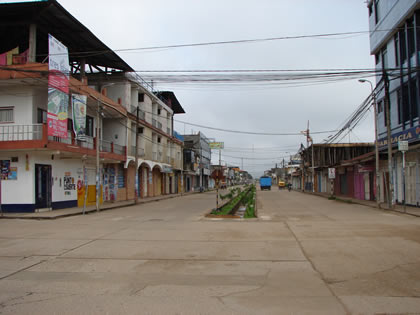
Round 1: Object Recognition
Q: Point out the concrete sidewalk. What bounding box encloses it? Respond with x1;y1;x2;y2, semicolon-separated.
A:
300;190;420;217
0;190;209;220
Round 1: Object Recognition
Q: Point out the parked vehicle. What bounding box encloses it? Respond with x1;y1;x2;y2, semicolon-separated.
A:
259;176;272;190
278;180;286;189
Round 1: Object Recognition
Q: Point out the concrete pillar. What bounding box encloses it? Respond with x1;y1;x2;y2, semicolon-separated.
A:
28;24;37;63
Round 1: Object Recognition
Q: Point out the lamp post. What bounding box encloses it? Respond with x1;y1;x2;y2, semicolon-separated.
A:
96;83;115;212
359;79;380;208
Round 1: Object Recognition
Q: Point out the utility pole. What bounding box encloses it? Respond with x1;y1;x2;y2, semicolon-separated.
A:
134;106;140;204
358;79;381;208
96;94;101;212
383;70;394;209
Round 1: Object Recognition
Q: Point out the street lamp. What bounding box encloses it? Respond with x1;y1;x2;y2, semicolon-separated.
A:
96;83;115;212
358;79;380;208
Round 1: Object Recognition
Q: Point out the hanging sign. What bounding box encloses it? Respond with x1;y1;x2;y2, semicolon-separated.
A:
72;94;87;141
47;34;69;139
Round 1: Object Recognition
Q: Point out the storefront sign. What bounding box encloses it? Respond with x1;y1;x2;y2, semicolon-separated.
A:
72;94;87;140
328;168;336;179
47;34;69;139
378;124;420;149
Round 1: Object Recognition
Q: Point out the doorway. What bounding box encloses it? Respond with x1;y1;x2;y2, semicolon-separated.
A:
35;164;52;209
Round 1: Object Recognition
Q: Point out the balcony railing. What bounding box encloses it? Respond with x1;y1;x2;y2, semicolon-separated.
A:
0;124;43;141
101;140;126;155
130;106;146;121
130;146;145;157
0;124;126;157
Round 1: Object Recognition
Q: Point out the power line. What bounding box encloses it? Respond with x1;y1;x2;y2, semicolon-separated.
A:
175;119;337;136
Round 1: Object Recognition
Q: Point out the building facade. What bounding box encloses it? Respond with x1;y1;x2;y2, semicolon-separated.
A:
368;0;420;206
183;132;211;191
0;0;185;212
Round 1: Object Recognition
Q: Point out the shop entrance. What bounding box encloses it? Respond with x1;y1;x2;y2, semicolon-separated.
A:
35;164;52;209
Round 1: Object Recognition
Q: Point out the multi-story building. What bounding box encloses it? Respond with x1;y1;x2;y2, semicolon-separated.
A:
368;0;420;206
0;0;185;212
183;132;211;191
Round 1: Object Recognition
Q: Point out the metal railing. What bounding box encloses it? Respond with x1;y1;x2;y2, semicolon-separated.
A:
113;143;125;155
126;72;154;93
101;139;112;153
130;146;145;157
78;136;94;150
130;106;146;120
48;130;72;144
0;124;43;141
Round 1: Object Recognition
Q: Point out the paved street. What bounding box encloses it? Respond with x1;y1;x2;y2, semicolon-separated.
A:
1;189;420;314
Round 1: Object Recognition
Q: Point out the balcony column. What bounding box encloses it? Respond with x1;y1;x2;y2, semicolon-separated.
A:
28;24;37;63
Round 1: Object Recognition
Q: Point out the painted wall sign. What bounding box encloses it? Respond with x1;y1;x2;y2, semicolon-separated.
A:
378;124;420;149
63;175;76;191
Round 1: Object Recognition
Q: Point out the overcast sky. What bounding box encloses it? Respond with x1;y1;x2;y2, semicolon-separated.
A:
8;0;376;177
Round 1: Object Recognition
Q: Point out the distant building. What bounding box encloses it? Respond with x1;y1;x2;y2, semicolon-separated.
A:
183;132;211;191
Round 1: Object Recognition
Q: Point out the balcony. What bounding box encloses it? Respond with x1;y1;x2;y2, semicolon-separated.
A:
130;146;145;157
0;123;126;161
152;118;163;130
130;106;146;121
0;124;43;141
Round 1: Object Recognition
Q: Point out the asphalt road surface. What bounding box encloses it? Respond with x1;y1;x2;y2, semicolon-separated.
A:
0;189;419;314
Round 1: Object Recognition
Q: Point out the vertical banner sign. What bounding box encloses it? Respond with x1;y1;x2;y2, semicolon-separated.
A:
71;94;87;141
48;34;70;138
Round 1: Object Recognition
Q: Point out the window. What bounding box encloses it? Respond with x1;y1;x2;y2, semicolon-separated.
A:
37;108;47;124
157;108;161;115
157;137;161;143
400;29;407;64
394;34;400;67
381;47;388;69
377;100;383;114
397;89;403;124
402;82;410;123
407;19;415;57
375;52;381;65
410;77;418;119
138;127;144;134
138;93;144;102
86;116;94;137
0;107;13;123
374;0;381;24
